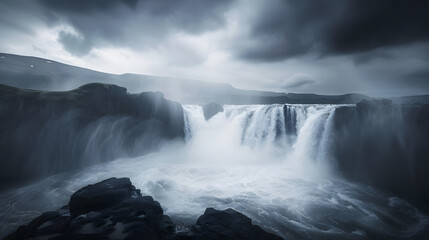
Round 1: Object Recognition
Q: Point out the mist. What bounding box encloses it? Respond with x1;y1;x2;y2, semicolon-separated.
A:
2;102;429;239
1;1;429;240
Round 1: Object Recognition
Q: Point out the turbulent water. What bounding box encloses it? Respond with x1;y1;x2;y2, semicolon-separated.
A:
0;104;428;239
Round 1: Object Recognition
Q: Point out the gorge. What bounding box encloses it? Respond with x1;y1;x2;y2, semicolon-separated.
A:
2;1;429;238
1;81;428;239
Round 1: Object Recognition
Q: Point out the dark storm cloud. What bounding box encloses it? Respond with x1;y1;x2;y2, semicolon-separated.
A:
57;31;93;57
326;0;429;54
236;0;342;62
404;69;429;89
40;0;139;13
38;0;234;55
237;0;429;62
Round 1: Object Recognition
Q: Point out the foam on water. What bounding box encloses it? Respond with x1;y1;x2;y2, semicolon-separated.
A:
0;104;428;239
183;104;342;176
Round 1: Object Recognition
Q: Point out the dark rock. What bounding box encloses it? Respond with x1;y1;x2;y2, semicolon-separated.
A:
283;93;370;104
0;83;185;189
4;178;175;240
355;98;393;115
202;102;224;120
283;105;297;136
69;177;142;217
4;178;283;240
333;101;429;208
176;208;282;240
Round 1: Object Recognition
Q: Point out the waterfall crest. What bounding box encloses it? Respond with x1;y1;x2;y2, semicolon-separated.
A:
183;104;345;168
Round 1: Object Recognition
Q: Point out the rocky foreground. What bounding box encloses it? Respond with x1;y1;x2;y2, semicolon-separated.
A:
4;177;282;240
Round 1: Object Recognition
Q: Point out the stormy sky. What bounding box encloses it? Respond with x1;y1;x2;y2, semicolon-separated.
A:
0;0;428;96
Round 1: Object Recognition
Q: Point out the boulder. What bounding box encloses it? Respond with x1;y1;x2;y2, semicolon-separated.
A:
4;177;175;240
4;178;283;240
202;102;223;120
69;177;142;217
176;208;282;240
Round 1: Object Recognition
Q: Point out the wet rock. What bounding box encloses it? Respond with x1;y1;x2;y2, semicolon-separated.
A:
4;177;175;240
4;178;283;240
202;102;223;120
0;83;185;189
333;101;429;207
69;177;142;217
175;208;282;240
283;105;297;136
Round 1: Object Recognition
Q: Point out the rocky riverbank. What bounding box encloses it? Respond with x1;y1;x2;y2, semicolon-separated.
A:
4;177;282;240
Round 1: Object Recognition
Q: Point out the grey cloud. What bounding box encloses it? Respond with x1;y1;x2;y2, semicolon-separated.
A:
404;69;429;89
0;0;43;36
284;79;315;89
235;0;429;62
235;0;339;62
38;0;234;56
352;50;395;65
1;0;428;97
326;0;429;54
393;43;429;63
58;31;92;57
0;16;35;36
40;0;138;13
282;73;316;89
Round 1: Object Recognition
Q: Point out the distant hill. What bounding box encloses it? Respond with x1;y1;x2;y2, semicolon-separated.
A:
0;52;373;104
391;94;429;104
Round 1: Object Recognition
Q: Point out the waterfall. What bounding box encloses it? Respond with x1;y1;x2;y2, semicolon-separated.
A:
184;105;288;148
2;103;428;240
183;104;344;166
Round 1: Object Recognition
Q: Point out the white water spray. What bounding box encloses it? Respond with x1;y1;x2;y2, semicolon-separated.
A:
183;104;341;174
1;104;427;240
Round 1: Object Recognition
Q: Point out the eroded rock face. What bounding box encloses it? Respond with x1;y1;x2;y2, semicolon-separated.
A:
333;100;429;207
202;102;224;120
4;178;283;240
0;83;185;188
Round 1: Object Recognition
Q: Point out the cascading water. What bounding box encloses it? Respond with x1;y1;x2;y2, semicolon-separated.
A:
185;105;289;148
183;104;340;173
0;104;428;240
